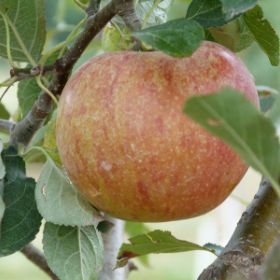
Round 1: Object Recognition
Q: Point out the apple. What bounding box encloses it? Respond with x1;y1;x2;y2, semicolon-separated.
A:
56;41;259;222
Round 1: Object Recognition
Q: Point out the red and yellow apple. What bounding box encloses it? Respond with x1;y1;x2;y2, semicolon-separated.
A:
56;41;259;222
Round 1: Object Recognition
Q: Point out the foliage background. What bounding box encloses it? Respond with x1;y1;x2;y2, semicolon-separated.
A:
0;0;279;279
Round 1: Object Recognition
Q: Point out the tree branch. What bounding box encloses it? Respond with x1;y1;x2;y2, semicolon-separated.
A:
9;0;122;147
0;119;15;134
21;244;59;280
258;234;280;280
118;0;142;50
10;64;54;81
99;217;127;280
198;177;280;280
118;0;141;31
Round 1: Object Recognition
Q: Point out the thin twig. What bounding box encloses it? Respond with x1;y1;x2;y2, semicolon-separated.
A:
10;64;54;81
21;244;59;280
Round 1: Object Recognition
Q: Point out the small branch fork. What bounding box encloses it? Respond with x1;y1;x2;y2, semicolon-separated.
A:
0;1;140;280
9;64;54;81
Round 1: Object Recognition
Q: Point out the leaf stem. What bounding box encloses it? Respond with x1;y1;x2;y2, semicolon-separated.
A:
35;77;58;105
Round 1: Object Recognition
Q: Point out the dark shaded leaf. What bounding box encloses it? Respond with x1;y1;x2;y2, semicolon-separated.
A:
209;16;254;52
0;147;42;256
0;103;9;119
186;0;226;28
133;19;204;57
244;5;280;66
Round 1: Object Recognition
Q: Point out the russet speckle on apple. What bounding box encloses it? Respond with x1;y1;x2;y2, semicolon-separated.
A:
56;41;259;222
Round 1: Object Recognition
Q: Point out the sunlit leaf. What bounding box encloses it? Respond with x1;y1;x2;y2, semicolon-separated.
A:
43;222;103;280
0;0;46;62
133;19;204;57
117;230;212;267
184;88;280;196
36;153;101;227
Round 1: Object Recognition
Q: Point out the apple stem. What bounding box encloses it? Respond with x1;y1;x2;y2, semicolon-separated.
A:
198;177;280;280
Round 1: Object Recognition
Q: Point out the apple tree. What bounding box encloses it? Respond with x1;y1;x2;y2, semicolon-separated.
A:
0;0;279;279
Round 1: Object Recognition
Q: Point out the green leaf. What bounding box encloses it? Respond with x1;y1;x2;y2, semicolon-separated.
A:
184;88;280;196
136;0;170;26
0;140;5;228
133;19;204;57
0;196;4;224
43;222;103;280
0;147;42;256
186;0;226;28
260;94;276;114
0;103;9;120
117;230;212;267
101;24;133;52
0;141;5;180
257;86;279;113
42;111;61;165
125;222;150;266
17;52;60;119
17;79;40;118
221;0;257;20
244;5;280;66
209;16;254;52
0;0;46;62
266;94;280;136
36;155;100;227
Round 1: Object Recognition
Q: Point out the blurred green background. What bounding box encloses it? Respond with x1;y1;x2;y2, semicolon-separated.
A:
0;0;279;279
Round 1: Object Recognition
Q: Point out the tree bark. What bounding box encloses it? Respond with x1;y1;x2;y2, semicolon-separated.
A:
198;178;280;280
99;217;127;280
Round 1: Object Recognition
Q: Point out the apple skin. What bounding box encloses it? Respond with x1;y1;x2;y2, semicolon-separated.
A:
56;41;259;222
